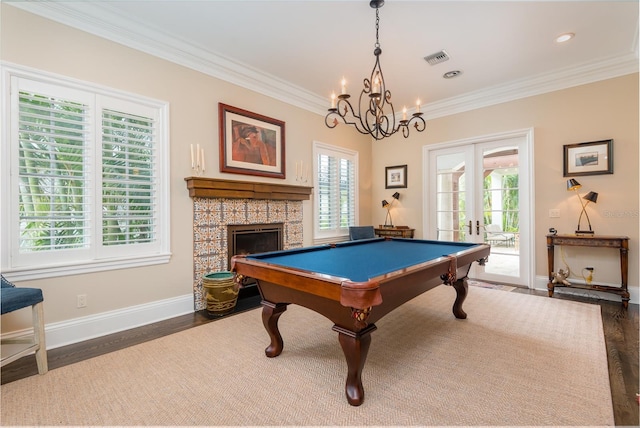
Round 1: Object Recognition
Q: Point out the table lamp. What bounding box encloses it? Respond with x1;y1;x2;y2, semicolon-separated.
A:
381;192;400;227
567;179;598;235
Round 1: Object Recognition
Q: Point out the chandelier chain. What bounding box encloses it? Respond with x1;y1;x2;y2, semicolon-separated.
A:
375;8;380;49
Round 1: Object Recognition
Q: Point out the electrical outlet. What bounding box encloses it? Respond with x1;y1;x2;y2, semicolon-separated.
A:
77;294;87;308
549;209;560;218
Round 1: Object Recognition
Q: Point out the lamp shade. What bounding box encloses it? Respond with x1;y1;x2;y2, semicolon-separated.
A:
567;179;581;191
381;199;389;208
392;192;400;200
583;191;598;203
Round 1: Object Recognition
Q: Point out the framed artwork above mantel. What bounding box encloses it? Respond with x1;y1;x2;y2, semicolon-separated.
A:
219;103;285;179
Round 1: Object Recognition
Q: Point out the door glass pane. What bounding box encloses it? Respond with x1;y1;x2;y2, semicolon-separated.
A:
482;147;519;276
435;152;466;242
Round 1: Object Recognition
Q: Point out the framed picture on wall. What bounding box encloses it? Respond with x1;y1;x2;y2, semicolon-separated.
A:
563;139;613;177
385;165;407;189
219;103;285;179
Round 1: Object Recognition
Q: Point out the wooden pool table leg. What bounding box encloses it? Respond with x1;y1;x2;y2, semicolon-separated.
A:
451;277;468;319
261;301;288;357
333;324;377;406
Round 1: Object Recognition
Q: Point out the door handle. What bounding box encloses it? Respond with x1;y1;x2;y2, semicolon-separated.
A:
468;220;472;235
477;221;481;235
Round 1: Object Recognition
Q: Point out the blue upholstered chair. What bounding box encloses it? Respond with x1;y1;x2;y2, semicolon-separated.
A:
348;226;376;240
1;274;48;374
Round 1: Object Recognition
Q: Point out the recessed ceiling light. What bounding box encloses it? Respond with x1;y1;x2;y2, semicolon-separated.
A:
443;70;462;79
555;32;575;43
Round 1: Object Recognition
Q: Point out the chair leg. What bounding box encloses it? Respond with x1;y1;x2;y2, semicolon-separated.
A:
32;302;48;374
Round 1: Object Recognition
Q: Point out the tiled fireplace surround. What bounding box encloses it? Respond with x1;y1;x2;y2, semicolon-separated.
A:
186;177;312;310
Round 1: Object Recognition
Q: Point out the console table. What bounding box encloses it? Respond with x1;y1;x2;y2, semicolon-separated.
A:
546;234;630;308
374;226;415;239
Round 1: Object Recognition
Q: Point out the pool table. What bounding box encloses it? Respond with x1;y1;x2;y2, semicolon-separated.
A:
230;237;490;406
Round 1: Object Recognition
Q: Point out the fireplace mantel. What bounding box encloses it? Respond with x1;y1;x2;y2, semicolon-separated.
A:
185;177;312;201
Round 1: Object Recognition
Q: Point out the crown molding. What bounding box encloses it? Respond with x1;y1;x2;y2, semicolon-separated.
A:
10;2;639;121
423;52;639;120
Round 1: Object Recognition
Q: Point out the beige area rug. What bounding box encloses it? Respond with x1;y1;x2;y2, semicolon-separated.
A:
1;286;613;426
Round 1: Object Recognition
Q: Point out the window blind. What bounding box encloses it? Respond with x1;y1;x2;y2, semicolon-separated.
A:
18;91;90;252
314;143;357;239
101;109;156;246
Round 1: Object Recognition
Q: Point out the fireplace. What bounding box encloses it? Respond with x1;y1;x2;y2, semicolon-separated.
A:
187;177;312;311
228;223;284;271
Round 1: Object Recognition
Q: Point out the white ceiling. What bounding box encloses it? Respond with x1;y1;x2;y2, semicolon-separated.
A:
11;1;639;118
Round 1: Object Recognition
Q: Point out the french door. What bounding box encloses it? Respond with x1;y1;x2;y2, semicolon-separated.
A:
423;129;533;286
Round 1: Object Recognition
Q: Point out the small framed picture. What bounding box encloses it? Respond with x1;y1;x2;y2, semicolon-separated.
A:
563;139;613;177
385;165;407;189
219;103;285;179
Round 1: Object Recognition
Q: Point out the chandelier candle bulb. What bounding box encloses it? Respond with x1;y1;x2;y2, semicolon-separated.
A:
373;75;381;95
330;92;336;109
416;100;421;114
341;78;347;95
402;107;407;121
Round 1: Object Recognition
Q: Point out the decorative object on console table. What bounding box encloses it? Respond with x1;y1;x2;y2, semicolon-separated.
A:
546;234;629;308
219;103;285;179
563;139;613;177
566;179;598;235
381;192;400;227
374;226;415;238
385;164;407;189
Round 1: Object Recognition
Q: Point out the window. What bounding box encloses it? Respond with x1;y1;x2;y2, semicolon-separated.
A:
313;141;358;242
1;65;170;280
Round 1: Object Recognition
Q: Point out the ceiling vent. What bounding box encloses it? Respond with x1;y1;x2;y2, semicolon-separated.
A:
424;50;450;66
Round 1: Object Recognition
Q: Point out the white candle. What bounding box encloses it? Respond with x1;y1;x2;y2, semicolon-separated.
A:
201;148;205;171
196;144;200;167
341;78;346;95
330;92;336;109
190;144;195;168
402;107;407;121
416;99;421;113
373;73;381;93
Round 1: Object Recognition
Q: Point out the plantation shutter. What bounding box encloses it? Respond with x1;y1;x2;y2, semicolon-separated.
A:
6;70;169;276
314;143;357;239
101;109;156;246
17;91;90;252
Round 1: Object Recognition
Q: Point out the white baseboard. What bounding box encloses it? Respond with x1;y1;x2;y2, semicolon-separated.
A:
2;294;195;350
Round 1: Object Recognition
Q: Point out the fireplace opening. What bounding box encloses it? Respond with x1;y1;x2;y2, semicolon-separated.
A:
228;223;284;289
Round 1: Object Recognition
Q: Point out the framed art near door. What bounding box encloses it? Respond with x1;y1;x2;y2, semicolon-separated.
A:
385;165;407;189
563;139;613;177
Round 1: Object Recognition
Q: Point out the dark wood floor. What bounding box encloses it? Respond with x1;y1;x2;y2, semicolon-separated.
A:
2;287;638;426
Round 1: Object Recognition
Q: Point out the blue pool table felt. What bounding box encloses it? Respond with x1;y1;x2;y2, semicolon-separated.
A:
248;239;477;283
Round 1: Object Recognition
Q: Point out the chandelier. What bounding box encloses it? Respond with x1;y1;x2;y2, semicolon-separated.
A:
325;0;425;141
